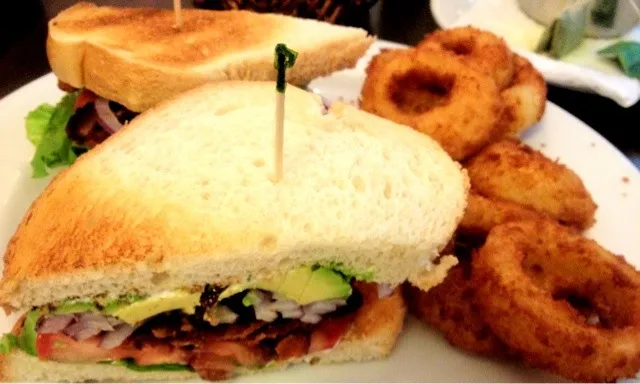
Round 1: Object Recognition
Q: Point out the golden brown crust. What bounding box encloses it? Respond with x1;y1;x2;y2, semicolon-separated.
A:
465;139;597;230
50;4;280;67
417;26;515;90
360;48;503;161
47;2;374;112
473;219;640;382
499;55;547;137
458;192;551;236
404;266;512;357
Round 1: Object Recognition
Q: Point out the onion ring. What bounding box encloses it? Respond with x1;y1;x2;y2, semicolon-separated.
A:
405;262;512;357
458;192;551;237
473;219;640;382
417;26;516;90
360;48;503;161
499;55;547;137
465;139;597;230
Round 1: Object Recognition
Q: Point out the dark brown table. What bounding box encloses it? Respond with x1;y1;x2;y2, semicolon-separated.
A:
1;0;638;168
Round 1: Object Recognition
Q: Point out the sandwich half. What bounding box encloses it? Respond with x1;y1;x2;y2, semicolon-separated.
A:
1;81;468;382
29;2;374;177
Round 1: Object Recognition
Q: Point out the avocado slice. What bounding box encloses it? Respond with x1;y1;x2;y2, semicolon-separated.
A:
110;291;201;325
18;309;41;356
52;299;97;314
258;267;313;302
218;269;305;301
298;267;352;305
219;267;351;305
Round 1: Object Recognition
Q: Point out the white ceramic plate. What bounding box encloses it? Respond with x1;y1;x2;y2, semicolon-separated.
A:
1;41;639;382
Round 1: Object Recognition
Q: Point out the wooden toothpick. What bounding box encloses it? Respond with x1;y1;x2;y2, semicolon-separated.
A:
173;0;183;29
273;43;298;182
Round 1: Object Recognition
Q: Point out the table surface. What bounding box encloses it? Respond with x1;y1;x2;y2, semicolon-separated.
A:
1;0;638;168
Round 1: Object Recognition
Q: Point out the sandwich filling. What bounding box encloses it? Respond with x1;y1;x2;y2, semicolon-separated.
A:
27;83;138;178
0;266;396;381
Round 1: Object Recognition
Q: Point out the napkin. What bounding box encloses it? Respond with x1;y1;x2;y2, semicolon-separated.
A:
451;0;640;107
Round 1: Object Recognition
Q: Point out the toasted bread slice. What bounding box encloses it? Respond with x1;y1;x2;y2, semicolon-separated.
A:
0;81;467;310
47;2;375;112
0;287;407;382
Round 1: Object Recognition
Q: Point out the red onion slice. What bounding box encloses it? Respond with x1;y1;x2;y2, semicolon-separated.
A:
280;308;303;319
107;317;125;327
78;313;115;332
255;307;278;322
100;324;136;349
94;98;123;134
64;323;103;341
300;313;321;324
305;299;345;315
63;313;114;341
38;314;75;334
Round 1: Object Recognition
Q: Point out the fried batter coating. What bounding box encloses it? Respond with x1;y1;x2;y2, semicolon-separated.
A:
405;262;512;357
360;48;503;161
500;55;547;137
465;139;597;230
459;192;551;236
418;26;516;90
473;219;640;382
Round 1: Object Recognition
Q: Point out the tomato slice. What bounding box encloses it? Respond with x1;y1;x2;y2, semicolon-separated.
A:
36;332;189;366
36;333;110;363
74;90;98;110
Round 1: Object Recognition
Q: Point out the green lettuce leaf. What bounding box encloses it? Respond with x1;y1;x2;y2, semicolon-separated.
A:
28;91;85;178
17;309;41;356
25;104;55;146
0;334;17;354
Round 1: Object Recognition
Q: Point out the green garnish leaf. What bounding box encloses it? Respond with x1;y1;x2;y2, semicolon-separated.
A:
273;43;298;93
536;2;588;58
0;334;17;354
18;309;41;356
29;91;86;178
591;0;618;28
25;104;55;146
598;41;640;77
103;359;193;372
